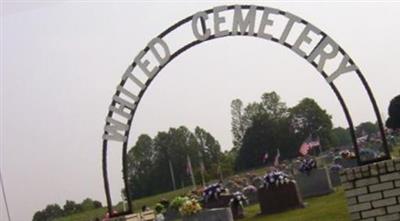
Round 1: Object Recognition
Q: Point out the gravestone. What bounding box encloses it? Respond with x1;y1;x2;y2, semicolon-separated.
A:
182;208;234;221
295;167;334;198
109;211;154;221
337;158;358;168
257;182;304;215
164;209;180;221
329;169;342;187
203;195;232;209
243;191;258;205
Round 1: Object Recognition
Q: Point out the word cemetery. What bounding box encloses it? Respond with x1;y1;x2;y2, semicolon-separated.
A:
103;5;360;144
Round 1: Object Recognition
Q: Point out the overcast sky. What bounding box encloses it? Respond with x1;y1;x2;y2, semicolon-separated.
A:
1;1;400;220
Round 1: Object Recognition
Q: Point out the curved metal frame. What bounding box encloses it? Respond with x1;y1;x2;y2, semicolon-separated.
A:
102;5;390;216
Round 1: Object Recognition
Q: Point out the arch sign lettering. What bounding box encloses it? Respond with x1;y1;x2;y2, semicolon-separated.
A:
102;5;391;215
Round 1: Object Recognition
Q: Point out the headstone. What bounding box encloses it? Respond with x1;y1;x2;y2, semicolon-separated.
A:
230;203;244;220
109;212;148;221
337;158;358;168
141;211;156;221
329;169;342;187
243;191;258;205
295;167;334;198
182;208;234;221
164;209;180;221
257;182;304;215
203;195;232;209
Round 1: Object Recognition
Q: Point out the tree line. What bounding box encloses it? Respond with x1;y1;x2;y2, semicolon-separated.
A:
33;91;398;220
232;92;332;170
126;91;382;198
32;198;102;221
125;126;232;199
231;92;382;171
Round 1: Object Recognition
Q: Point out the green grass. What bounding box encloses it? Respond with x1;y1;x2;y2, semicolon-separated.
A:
56;188;350;221
242;188;350;221
54;167;268;221
391;145;400;158
55;165;352;221
53;143;400;221
54;187;191;221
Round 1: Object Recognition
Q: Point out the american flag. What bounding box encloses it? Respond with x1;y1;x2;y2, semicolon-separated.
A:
186;155;193;176
299;136;320;156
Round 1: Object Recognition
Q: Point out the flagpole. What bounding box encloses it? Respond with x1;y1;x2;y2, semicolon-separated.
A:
168;159;176;190
199;151;206;187
187;155;196;189
0;170;11;221
218;163;223;181
274;148;281;167
197;138;206;187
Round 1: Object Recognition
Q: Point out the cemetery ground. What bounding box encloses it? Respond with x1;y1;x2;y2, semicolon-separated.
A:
55;186;350;221
54;177;347;221
55;145;399;221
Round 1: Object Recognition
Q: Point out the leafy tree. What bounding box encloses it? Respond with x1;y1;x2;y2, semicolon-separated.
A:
331;127;352;147
355;121;378;137
194;126;222;167
233;91;304;170
128;134;154;176
235;114;277;170
93;200;102;209
33;204;64;221
33;198;103;220
235;114;298;171
63;200;82;215
157;126;199;189
126;126;223;198
32;211;46;221
289;98;333;149
231;99;246;150
240;92;287;123
219;150;235;177
260;91;287;119
127;134;155;198
80;198;99;211
386;95;400;129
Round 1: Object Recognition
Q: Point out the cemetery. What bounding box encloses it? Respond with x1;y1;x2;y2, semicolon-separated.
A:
4;3;398;221
52;144;400;221
97;4;400;221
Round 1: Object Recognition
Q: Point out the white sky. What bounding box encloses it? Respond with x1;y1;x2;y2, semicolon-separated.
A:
1;1;400;220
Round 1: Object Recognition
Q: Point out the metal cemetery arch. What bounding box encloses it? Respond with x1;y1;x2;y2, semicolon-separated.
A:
102;5;391;216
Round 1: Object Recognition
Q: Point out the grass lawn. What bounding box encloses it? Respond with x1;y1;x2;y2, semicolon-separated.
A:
55;187;192;221
56;188;350;221
242;188;350;221
391;145;400;158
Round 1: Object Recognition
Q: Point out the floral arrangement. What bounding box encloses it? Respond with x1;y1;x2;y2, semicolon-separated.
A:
340;150;356;159
154;203;165;214
229;191;248;208
179;198;202;216
170;196;189;211
298;158;317;175
202;182;226;202
263;170;294;188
